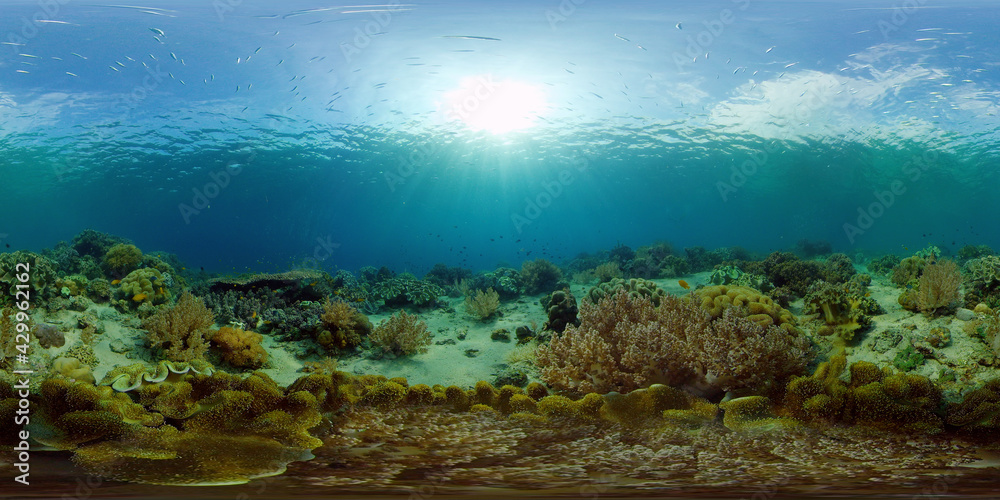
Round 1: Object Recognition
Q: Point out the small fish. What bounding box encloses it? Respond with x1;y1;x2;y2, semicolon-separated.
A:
65;71;78;77
19;53;40;58
15;69;29;74
237;57;241;64
784;62;797;69
614;33;630;42
675;22;682;30
678;280;690;290
254;46;261;54
170;52;177;60
441;35;501;41
149;27;165;36
111;280;121;285
132;293;147;302
108;65;119;72
116;61;125;67
765;46;775;53
251;311;257;319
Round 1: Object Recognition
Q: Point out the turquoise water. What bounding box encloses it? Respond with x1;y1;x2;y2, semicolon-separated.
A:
4;1;1000;498
2;0;997;275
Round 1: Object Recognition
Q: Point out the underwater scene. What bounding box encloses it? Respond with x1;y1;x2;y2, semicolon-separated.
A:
2;0;1000;498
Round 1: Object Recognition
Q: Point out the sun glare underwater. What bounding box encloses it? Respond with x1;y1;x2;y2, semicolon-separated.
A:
2;0;1000;498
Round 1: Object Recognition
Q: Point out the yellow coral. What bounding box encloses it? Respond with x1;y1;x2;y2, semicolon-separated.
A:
693;285;798;332
211;326;268;369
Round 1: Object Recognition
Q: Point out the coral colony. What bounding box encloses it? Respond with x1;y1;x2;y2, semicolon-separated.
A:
2;231;1000;493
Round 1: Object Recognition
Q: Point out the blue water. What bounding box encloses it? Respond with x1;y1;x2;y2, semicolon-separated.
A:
1;0;998;275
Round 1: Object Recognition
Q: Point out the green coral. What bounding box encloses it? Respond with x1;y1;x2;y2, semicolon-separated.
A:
803;281;880;341
586;277;667;307
117;268;169;306
893;344;925;372
36;370;326;485
103;243;143;278
371;277;443;308
868;254;901;276
783;355;942;434
709;265;744;286
0;251;60;306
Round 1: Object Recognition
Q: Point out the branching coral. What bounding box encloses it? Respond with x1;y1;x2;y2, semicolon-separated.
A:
536;289;810;399
142;292;214;362
369;310;431;357
464;287;500;321
211;326;269;369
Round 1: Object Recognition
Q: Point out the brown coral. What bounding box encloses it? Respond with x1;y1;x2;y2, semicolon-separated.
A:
317;299;371;352
536;289;810;399
916;258;961;315
369;310;431;357
142;292;214;362
211;326;269;369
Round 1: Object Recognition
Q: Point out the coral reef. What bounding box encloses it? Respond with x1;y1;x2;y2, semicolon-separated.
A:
371;276;444;308
820;253;856;284
37;370;326;485
0;251;59;306
464;287;500;321
692;285;799;333
316;299;372;353
467;267;521;300
963;255;1000;309
957;244;994;261
536;289;811;398
34;323;65;349
540;289;580;333
369;310;431;357
211;326;269;369
520;259;564;295
586;277;667;307
867;254;901;276
782;355;943;434
803;281;880;341
102;243;143;278
116;268;170;307
891;255;927;287
142;292;215;362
